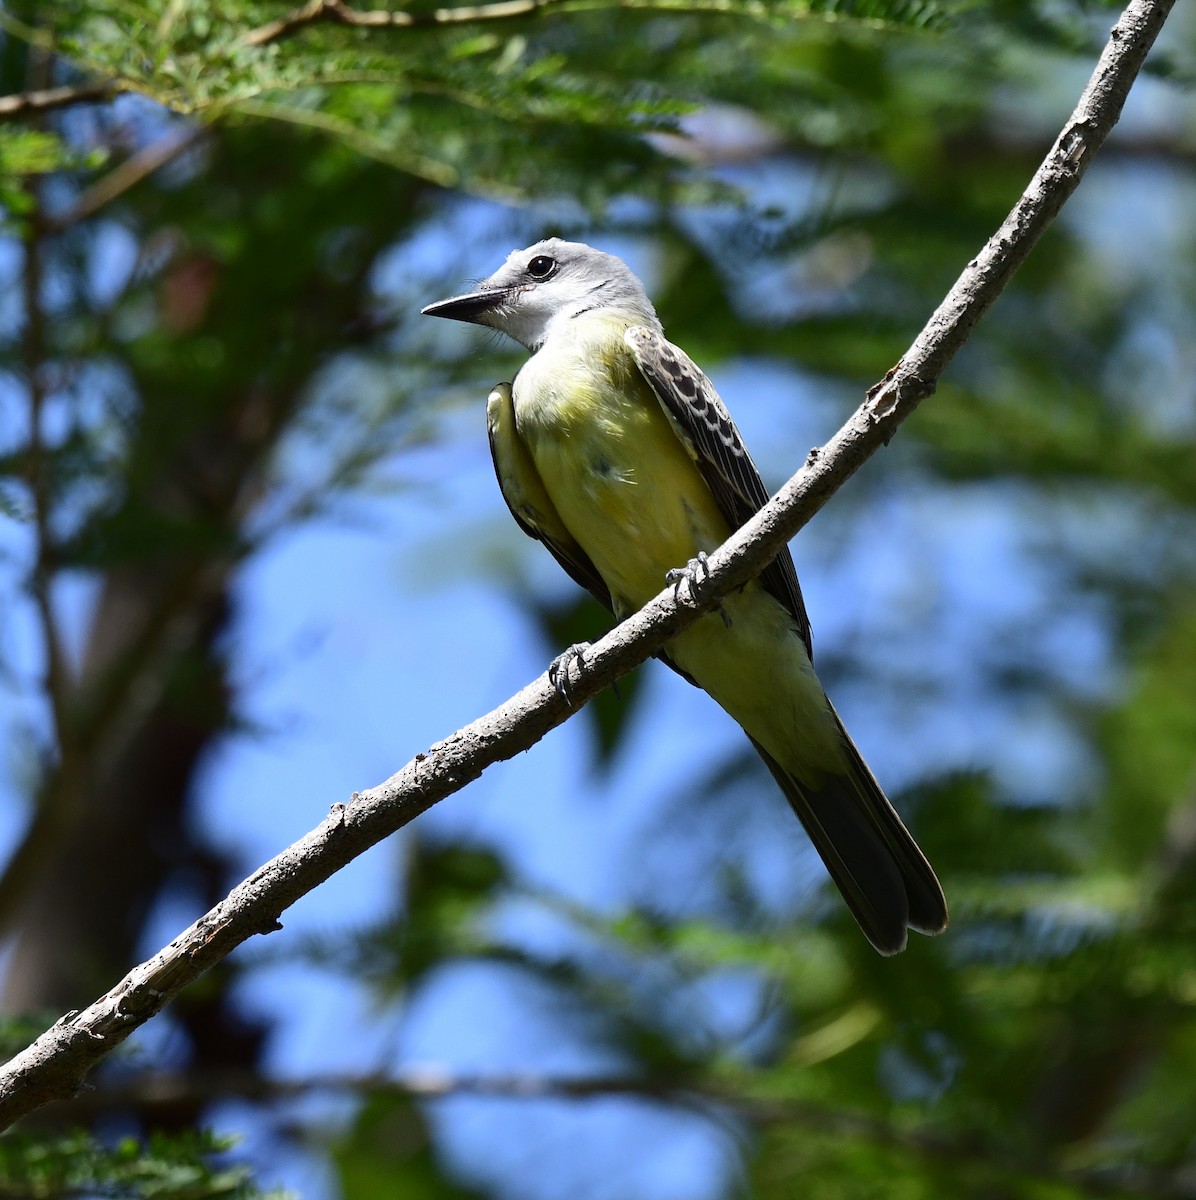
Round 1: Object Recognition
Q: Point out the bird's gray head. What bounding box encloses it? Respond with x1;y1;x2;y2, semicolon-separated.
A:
421;238;661;351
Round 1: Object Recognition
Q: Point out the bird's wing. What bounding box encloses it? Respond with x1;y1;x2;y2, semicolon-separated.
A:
486;383;614;613
490;382;702;690
625;326;812;657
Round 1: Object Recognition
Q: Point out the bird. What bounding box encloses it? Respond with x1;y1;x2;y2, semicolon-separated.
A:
422;238;947;954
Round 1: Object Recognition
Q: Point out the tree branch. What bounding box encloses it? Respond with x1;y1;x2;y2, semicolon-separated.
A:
57;1067;1196;1199
0;79;121;120
242;0;943;46
242;0;566;45
20;54;73;784
240;0;811;47
0;0;1174;1133
46;124;205;233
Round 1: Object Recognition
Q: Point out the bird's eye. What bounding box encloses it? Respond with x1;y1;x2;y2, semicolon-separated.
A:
526;255;557;280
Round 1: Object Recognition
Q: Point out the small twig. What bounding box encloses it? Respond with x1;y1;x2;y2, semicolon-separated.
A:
242;0;927;46
243;0;668;46
0;79;121;120
0;0;1175;1135
64;1066;684;1108
20;57;72;766
47;124;205;233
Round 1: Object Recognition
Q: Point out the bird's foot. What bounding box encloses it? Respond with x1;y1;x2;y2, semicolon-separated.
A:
666;550;710;597
665;552;731;627
548;642;590;703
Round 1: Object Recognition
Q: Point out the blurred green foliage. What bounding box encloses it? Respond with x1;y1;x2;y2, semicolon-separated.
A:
0;1127;274;1199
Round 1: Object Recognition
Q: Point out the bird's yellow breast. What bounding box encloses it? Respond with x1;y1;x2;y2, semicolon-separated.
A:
510;313;842;776
512;316;729;617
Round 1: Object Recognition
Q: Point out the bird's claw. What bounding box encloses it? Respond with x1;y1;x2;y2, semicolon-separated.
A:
548;642;590;703
666;550;710;597
664;551;731;627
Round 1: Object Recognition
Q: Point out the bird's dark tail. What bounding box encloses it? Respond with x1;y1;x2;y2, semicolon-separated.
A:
749;706;947;955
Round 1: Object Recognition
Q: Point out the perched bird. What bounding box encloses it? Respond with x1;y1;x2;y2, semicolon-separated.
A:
423;238;947;954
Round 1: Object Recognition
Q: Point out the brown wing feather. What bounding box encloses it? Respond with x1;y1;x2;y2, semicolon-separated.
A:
625;326;812;658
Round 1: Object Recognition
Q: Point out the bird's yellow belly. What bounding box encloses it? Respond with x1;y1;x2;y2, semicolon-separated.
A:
518;378;726;616
512;336;842;778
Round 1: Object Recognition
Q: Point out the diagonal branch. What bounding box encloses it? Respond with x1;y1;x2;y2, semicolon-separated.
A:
47;124;205;233
242;0;936;46
0;0;1174;1133
59;1067;1196;1198
0;79;122;120
243;0;570;45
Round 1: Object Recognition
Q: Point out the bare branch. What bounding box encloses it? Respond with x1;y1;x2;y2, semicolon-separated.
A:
61;1067;1196;1199
245;0;419;45
0;80;122;120
242;0;691;46
242;0;928;46
47;124;205;232
0;0;1175;1133
20;55;73;779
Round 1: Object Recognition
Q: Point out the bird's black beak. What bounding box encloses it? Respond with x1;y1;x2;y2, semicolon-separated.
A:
421;287;510;325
